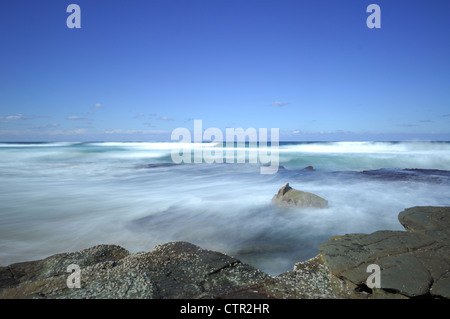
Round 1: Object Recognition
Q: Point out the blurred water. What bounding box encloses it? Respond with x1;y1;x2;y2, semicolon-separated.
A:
0;141;449;275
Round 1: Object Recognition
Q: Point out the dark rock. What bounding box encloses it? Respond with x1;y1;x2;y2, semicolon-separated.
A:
302;166;315;171
272;183;328;209
360;168;450;183
0;244;129;290
0;242;270;299
136;163;179;169
2;207;450;299
319;206;450;298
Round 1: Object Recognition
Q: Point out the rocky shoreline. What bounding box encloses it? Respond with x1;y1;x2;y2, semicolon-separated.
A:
1;206;450;299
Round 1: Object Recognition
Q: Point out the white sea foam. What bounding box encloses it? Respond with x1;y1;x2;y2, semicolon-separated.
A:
0;141;449;275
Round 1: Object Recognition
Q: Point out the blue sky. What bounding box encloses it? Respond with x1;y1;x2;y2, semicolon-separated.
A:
0;0;449;141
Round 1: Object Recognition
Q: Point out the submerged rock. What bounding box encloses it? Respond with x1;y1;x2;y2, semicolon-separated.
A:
136;163;180;169
360;168;450;183
272;183;328;209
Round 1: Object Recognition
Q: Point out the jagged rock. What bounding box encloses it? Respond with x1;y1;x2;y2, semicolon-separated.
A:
318;206;450;298
272;183;328;209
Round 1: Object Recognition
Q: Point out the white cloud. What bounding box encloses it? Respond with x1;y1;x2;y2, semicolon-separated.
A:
104;129;125;134
6;114;25;120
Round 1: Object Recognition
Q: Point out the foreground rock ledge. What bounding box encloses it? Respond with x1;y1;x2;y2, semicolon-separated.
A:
0;241;356;299
319;206;450;298
1;206;449;299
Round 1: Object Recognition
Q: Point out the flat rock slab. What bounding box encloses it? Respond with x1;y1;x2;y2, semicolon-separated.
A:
319;206;450;298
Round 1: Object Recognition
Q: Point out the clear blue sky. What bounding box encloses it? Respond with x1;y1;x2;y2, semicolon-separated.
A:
1;0;449;141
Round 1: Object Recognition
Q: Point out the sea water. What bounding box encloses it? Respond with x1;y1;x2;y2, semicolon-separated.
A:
0;141;449;275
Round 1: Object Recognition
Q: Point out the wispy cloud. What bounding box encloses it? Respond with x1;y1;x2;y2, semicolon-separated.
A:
419;120;433;123
67;115;93;121
0;128;87;136
133;113;146;118
5;114;25;120
91;103;103;109
443;114;450;117
398;123;418;127
0;129;25;135
104;129;168;134
270;101;291;107
44;128;88;135
157;116;173;121
3;114;50;121
36;123;60;129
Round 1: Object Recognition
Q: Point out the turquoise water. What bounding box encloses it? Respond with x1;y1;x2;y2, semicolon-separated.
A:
1;141;449;275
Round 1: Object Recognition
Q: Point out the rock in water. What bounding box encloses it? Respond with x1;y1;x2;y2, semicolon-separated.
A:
272;183;328;209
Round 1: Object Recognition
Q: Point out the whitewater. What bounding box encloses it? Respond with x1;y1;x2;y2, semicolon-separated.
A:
0;141;449;275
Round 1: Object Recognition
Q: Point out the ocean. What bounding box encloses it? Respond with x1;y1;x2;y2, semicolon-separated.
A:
1;141;449;275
